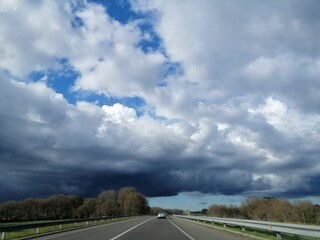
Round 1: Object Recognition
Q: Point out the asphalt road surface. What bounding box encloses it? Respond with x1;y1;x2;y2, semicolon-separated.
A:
34;216;251;240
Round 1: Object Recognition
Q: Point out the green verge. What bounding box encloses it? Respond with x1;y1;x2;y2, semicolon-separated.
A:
1;217;129;240
188;219;318;240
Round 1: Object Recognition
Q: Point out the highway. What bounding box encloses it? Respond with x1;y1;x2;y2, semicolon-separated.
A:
34;216;250;240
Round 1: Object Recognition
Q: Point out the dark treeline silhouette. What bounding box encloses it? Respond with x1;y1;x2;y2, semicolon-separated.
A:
0;187;149;222
208;197;320;224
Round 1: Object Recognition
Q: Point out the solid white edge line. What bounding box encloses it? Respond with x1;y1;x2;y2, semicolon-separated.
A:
110;217;155;240
168;218;196;240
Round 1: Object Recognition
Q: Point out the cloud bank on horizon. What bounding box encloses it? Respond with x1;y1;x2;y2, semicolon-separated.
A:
1;0;320;202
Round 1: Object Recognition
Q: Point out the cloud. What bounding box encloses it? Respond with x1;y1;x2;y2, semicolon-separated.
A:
0;0;77;76
1;0;320;203
69;2;166;97
133;0;320;113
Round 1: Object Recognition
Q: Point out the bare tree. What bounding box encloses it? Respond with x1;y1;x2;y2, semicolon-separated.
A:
294;201;317;224
76;198;97;218
97;190;118;217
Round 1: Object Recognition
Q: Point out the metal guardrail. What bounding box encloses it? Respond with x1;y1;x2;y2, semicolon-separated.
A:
175;215;320;239
0;216;127;239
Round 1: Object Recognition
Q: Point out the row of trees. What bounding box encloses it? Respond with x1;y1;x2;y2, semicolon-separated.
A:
0;187;149;221
208;197;320;224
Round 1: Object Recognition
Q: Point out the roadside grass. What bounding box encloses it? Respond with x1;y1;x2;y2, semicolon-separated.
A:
218;223;277;240
275;232;317;240
190;220;318;240
1;217;127;240
224;223;317;240
200;221;277;240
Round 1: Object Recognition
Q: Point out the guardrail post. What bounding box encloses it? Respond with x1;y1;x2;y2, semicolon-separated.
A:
1;232;5;240
276;233;282;239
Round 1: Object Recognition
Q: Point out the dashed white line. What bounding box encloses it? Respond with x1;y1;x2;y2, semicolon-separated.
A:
168;218;196;240
109;217;155;240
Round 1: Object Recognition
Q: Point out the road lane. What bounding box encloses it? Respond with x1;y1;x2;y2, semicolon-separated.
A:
109;216;251;240
168;218;196;240
110;217;155;240
33;215;252;240
170;216;250;240
33;216;153;240
114;217;193;240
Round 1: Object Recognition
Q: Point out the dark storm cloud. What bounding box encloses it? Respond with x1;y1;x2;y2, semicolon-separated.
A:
0;74;319;201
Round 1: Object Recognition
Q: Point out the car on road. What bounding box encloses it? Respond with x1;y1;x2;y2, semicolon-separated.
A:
157;212;166;219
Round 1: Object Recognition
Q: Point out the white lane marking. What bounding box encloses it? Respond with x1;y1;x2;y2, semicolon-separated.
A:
110;217;155;240
168;218;196;240
35;218;143;240
36;220;124;240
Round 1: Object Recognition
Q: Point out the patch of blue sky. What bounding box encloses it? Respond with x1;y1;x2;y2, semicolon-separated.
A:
91;0;163;54
147;107;179;125
291;196;320;205
164;61;184;78
27;56;147;116
28;69;147;116
28;58;80;104
71;14;84;29
90;0;182;83
28;71;46;82
137;21;163;54
76;93;146;117
149;193;246;211
91;0;139;24
154;62;184;88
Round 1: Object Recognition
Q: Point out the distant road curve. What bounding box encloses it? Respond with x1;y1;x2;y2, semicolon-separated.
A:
34;216;249;240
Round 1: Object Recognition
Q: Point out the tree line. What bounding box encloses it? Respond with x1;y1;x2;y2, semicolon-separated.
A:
208;197;320;224
0;187;149;221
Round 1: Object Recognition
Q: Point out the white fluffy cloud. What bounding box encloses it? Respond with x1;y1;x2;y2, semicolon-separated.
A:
0;0;75;76
70;3;166;97
133;0;320;114
249;97;320;136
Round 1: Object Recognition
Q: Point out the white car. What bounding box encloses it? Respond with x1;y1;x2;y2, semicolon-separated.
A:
157;212;166;219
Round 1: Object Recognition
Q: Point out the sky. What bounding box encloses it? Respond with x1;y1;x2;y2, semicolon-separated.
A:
1;0;320;211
